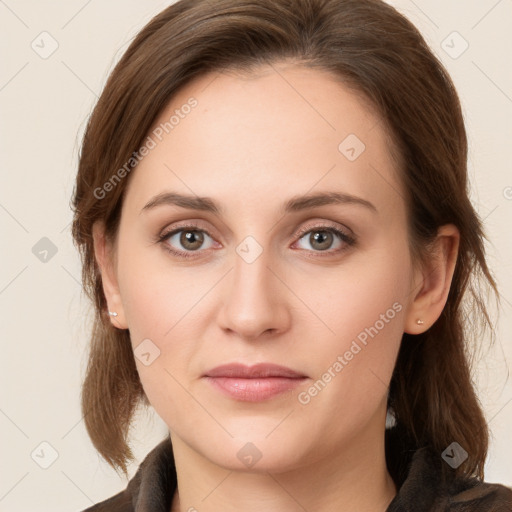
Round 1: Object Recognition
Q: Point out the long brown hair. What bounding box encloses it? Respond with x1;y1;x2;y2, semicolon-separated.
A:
71;0;498;481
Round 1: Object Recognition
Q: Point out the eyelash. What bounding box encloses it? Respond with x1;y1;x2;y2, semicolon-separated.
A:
154;221;357;260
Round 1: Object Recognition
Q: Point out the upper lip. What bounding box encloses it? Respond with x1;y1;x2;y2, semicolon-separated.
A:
204;363;307;379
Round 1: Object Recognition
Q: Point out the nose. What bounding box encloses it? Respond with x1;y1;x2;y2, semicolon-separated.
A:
217;245;291;341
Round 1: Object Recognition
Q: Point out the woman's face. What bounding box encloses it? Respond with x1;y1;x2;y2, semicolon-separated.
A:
107;63;421;471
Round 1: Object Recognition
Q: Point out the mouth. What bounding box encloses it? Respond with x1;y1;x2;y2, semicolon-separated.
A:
203;363;308;402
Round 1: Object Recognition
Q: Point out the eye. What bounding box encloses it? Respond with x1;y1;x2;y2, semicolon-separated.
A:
292;224;356;255
157;225;217;259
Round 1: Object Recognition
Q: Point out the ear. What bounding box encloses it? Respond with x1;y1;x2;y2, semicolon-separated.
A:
92;221;128;329
404;224;460;334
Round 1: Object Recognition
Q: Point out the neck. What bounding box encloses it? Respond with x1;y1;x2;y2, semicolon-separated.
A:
169;427;397;512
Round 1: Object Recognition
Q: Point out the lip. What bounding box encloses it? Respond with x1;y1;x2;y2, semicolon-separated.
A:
203;363;308;402
204;363;307;379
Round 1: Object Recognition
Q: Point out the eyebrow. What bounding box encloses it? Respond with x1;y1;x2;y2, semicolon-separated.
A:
140;191;377;215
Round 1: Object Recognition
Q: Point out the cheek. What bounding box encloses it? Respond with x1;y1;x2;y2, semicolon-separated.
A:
116;232;203;342
114;245;196;416
305;235;410;342
117;262;199;428
292;312;403;450
296;237;411;404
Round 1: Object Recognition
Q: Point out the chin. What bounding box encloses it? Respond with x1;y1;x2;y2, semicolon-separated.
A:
193;423;315;474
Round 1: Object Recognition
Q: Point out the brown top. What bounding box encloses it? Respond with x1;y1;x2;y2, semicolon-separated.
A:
81;434;512;512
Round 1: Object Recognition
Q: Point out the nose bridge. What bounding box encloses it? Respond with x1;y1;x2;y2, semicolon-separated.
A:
219;237;289;339
232;242;270;301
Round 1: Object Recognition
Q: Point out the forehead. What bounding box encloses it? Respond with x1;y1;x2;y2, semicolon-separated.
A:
122;63;404;219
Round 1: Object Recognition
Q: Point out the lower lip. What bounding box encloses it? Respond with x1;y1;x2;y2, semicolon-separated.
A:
204;376;307;402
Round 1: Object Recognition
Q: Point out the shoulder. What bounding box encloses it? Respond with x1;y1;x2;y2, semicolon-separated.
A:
79;436;176;512
446;476;512;511
387;445;512;511
80;488;133;512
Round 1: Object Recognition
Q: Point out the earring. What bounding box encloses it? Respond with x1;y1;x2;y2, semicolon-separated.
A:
108;311;118;317
416;319;424;325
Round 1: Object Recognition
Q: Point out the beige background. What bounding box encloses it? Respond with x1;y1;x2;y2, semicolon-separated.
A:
1;0;511;510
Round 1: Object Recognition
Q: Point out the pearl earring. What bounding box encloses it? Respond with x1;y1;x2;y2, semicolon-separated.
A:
416;319;424;325
108;311;118;317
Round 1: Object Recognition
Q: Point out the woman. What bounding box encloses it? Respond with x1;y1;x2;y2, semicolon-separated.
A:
71;0;512;510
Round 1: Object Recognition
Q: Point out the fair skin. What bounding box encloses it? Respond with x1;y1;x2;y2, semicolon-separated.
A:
93;62;459;512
